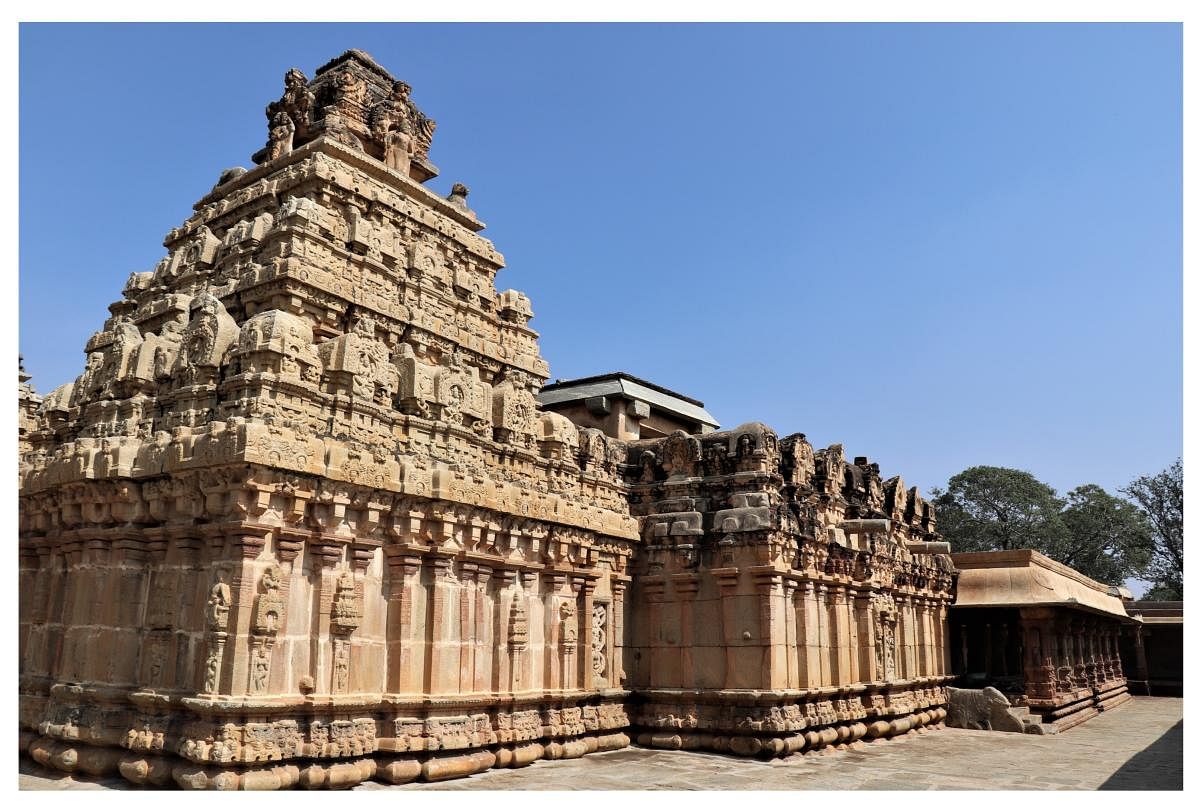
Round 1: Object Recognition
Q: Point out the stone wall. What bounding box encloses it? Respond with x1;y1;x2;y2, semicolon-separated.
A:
624;426;956;756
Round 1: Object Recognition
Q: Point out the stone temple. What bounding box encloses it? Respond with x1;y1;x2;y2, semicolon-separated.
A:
18;49;960;789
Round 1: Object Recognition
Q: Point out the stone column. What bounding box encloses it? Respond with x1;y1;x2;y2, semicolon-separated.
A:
493;569;515;695
473;565;492;694
459;562;477;694
383;549;422;695
794;581;819;688
173;531;206;694
611;578;628;687
782;579;798;688
854;588;878;684
1132;624;1149;692
427;554;454;694
567;576;583;691
307;538;342;696
672;573;701;690
1019;607;1056;706
939;602;952;676
107;536;149;688
225;529;269;696
915;595;927;679
1108;626;1123;681
826;584;850;686
713;567;741;690
543;571;567;692
1085;620;1099;690
843;584;859;685
580;573;598;691
754;569;784;689
815;583;831;687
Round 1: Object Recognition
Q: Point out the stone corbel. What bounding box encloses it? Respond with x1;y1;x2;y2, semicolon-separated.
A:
350;539;379;574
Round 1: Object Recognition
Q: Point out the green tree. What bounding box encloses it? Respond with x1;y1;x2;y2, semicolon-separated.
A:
1058;484;1152;585
1121;459;1183;600
931;466;1068;555
932;466;1152;585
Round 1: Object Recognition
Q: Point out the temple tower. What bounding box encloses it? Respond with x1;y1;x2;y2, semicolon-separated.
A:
19;50;637;789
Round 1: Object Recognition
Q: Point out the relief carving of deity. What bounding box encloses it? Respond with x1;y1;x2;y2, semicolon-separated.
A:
250;646;270;694
268;111;295;161
252;564;286;636
206;576;231;632
332;640;350;694
559;601;578;651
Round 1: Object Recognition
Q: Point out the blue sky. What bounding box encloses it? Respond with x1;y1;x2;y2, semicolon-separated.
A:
19;22;1181;502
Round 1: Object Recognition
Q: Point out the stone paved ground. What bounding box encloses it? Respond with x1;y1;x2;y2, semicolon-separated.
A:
19;696;1182;791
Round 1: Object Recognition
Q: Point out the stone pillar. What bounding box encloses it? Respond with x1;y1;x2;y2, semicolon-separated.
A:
916;595;928;679
673;573;700;690
473;565;492;694
544;572;567;692
754;569;784;689
815;583;831;687
891;594;906;679
827;584;852;686
1019;607;1056;706
306;538;342;697
713;567;741;689
843;584;859;684
225;529;269;697
109;536;150;688
383;549;422;695
566;576;583;691
427;554;454;694
459;562;477;694
1132;624;1149;692
580;573;597;691
493;569;513;694
782;579;798;688
611;578;628;687
795;581;819;688
854;588;877;684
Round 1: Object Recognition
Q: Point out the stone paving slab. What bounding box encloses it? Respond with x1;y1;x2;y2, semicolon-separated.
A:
18;696;1182;791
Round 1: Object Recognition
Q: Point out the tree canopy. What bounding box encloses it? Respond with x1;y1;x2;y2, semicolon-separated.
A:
932;466;1153;587
1121;459;1183;600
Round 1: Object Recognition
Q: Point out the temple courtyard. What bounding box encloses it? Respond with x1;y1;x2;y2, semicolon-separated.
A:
19;696;1182;791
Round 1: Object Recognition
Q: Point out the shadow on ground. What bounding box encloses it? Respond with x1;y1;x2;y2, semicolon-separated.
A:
1098;719;1183;790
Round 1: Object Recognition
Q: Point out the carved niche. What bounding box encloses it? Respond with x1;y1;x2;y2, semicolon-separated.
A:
559;601;578;654
318;313;395;403
433;351;491;428
330;571;362;634
252;564;286;636
172;292;239;375
236;310;324;384
661;431;701;479
491;371;538;446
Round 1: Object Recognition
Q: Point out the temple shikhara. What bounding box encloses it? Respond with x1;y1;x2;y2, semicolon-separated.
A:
17;50;1130;790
